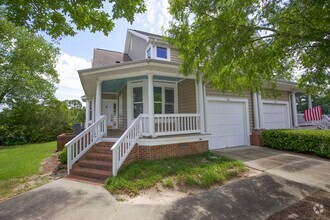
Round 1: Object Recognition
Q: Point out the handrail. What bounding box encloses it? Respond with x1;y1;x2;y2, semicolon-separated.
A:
111;114;142;176
66;115;107;174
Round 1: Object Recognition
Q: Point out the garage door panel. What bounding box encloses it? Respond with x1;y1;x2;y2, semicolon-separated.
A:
207;99;248;150
263;103;289;129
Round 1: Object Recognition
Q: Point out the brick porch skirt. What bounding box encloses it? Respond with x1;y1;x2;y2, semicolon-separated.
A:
122;140;209;167
250;129;265;146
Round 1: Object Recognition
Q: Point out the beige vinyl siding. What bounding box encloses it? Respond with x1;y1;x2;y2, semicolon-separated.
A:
178;79;197;113
170;48;181;63
102;93;117;100
262;90;290;102
118;85;127;130
205;85;254;132
128;35;148;61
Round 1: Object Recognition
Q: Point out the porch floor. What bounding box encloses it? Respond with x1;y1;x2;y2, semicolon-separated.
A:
106;129;125;138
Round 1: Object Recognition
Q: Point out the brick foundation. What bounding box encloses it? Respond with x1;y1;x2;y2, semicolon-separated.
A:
250;129;265;146
57;133;75;151
122;141;209;167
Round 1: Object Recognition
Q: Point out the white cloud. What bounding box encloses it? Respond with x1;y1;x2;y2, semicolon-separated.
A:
55;52;91;102
134;0;172;34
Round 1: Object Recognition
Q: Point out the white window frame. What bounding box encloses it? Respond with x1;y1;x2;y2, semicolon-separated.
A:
118;94;123;115
153;82;177;114
144;44;171;61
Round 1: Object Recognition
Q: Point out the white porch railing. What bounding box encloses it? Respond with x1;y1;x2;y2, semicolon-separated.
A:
297;113;330;129
111;114;143;176
66;115;107;174
154;114;200;136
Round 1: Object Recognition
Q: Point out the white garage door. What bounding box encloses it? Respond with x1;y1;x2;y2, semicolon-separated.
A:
263;103;289;129
207;99;248;150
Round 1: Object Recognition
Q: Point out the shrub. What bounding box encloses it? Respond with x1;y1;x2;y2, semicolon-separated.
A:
262;129;330;158
59;148;67;164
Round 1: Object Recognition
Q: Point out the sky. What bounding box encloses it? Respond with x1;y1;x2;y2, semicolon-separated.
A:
54;0;171;102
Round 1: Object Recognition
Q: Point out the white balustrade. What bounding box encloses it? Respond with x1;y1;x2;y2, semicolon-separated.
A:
154;114;200;136
66;115;107;174
111;114;143;176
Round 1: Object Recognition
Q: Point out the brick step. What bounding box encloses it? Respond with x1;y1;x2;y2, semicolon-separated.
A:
84;152;112;161
94;142;115;148
78;159;112;170
70;167;111;180
65;175;105;185
91;146;112;154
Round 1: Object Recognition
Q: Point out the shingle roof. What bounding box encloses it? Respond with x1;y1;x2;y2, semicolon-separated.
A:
92;49;131;68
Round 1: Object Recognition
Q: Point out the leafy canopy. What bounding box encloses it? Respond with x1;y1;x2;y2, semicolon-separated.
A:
0;13;59;106
0;0;146;39
166;0;330;94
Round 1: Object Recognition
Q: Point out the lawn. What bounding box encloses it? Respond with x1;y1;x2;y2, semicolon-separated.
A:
105;152;245;195
0;142;56;200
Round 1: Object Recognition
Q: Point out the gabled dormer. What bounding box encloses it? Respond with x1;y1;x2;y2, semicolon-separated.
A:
124;29;175;62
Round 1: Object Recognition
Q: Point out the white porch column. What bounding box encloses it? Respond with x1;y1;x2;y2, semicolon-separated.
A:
252;93;260;129
85;99;90;128
198;80;206;133
95;80;102;120
257;94;264;128
148;74;155;137
308;94;312;109
291;92;298;127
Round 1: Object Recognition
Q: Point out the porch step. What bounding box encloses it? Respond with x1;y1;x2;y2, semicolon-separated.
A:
70;167;111;180
68;141;114;184
91;146;112;154
84;152;112;161
78;160;112;170
65;175;105;185
94;142;115;148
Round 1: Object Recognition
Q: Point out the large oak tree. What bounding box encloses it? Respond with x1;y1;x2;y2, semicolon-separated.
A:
166;0;329;94
0;0;146;39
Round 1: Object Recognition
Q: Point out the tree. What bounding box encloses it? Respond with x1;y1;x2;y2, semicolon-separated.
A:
0;12;59;106
0;0;146;39
0;99;72;145
166;0;330;94
65;99;86;125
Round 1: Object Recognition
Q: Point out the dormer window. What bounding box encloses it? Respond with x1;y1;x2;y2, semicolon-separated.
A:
146;48;151;58
156;47;167;59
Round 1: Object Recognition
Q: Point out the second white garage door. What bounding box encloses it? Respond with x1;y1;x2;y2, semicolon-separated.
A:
207;99;249;150
263;103;290;129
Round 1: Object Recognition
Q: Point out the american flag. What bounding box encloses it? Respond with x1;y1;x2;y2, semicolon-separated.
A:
304;106;322;121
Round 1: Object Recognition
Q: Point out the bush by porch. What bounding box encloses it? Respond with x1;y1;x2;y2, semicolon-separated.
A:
262;129;330;158
105;152;245;195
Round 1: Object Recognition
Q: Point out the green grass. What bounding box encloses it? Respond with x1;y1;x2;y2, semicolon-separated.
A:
105;152;245;194
0;142;56;200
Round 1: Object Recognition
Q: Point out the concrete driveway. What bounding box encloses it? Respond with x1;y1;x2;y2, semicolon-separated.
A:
213;146;330;192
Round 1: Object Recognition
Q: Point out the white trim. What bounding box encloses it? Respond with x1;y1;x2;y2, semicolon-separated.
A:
291;92;298;127
138;134;210;146
129;29;149;41
155;46;171;61
206;96;251;146
252;93;260;129
257;94;264;128
95;80;102;119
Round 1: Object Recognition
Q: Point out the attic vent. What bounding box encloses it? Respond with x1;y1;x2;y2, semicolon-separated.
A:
115;60;121;63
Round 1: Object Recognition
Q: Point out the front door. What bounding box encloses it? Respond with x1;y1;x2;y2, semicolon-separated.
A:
102;100;117;128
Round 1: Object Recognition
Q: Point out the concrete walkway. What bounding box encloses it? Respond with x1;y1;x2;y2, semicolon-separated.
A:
213;146;330;192
0;179;119;220
1;146;329;219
